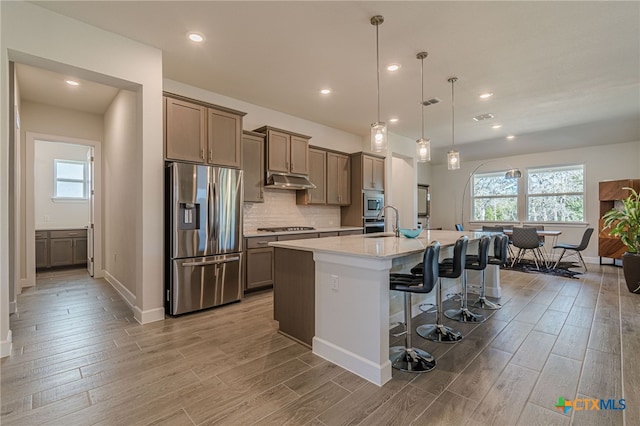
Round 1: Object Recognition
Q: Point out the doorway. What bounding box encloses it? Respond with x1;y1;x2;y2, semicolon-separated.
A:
25;133;103;288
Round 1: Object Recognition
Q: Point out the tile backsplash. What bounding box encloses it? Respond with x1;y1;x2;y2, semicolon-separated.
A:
243;189;341;232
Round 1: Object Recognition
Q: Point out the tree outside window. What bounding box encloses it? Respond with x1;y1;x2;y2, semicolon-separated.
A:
472;171;518;221
527;165;584;222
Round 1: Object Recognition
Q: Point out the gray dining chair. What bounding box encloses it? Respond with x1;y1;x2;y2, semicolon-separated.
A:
552;228;594;272
510;227;546;269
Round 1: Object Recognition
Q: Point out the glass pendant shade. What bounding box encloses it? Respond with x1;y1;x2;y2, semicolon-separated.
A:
371;121;387;152
416;138;430;163
447;150;460;170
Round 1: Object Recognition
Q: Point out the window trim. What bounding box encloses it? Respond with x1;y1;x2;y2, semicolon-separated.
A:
525;163;585;223
53;159;88;200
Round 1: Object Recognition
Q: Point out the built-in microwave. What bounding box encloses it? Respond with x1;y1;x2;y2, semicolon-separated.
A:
363;191;384;218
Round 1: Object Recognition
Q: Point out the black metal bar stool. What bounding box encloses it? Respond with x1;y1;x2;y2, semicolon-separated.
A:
444;235;488;323
415;236;467;343
388;241;441;372
471;234;506;310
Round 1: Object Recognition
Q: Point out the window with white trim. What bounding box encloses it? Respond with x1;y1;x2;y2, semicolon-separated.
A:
527;164;584;222
472;171;519;221
54;159;87;199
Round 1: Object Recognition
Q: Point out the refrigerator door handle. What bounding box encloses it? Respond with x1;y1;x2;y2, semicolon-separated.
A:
207;179;215;250
181;257;240;267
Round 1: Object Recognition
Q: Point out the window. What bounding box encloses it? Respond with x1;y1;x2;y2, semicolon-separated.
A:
54;159;87;199
527;164;584;222
472;171;519;221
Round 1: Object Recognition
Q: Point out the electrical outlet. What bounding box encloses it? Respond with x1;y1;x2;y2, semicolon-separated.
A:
331;275;339;291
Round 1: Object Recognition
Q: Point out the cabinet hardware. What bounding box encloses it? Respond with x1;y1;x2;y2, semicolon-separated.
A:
209;149;213;162
257;241;269;245
200;148;205;159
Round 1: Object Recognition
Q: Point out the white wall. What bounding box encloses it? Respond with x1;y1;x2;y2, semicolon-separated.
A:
103;89;140;298
1;0;164;342
34;141;90;229
429;140;640;260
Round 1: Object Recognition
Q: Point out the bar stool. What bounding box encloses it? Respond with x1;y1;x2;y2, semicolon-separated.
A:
415;236;467;343
388;241;441;372
471;234;507;310
444;236;488;323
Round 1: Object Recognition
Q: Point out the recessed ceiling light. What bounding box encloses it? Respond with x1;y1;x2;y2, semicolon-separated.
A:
65;80;79;86
320;89;331;95
479;92;494;99
386;64;401;72
492;124;503;129
506;135;515;140
389;118;399;123
187;32;204;43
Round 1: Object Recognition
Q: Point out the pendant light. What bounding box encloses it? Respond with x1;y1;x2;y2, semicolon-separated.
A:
447;77;460;170
416;52;430;163
370;15;387;152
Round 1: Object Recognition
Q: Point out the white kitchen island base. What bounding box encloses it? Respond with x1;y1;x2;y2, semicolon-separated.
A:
313;252;394;386
270;230;499;387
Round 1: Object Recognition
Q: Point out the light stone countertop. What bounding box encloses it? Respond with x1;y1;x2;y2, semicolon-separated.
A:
243;226;363;238
269;229;485;260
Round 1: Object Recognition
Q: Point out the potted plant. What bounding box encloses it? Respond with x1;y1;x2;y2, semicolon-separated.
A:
603;187;640;293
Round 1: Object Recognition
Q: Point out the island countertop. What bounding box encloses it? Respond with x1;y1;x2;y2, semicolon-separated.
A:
269;229;484;260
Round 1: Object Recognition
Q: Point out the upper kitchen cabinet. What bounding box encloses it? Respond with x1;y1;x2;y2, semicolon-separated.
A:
164;93;246;168
254;126;310;176
296;148;326;205
242;131;266;203
327;151;351;205
362;154;385;191
164;97;206;163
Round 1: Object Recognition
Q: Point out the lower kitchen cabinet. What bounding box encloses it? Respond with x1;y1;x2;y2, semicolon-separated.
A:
36;229;87;269
245;248;275;291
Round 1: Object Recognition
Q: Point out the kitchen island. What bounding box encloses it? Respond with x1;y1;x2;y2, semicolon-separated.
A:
270;230;496;386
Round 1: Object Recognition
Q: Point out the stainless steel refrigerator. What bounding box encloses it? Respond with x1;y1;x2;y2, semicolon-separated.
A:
166;162;243;315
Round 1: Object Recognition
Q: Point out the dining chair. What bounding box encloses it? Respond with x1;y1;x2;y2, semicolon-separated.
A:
552;228;594;272
510;227;546;269
455;224;464;231
481;225;504;233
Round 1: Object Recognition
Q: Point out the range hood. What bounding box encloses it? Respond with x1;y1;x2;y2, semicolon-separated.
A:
266;172;316;190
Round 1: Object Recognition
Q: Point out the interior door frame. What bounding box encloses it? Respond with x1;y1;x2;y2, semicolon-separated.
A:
23;132;103;288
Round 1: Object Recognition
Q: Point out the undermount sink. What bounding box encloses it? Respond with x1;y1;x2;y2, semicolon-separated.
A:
363;233;396;238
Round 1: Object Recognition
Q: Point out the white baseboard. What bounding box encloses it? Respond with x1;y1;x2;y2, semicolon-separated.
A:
103;271;165;325
134;306;165;325
21;277;34;289
103;270;136;309
1;330;12;358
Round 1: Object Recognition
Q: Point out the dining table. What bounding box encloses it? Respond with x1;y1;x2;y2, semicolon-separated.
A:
474;228;562;267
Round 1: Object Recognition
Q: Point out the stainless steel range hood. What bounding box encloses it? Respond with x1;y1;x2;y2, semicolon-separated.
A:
266;172;316;190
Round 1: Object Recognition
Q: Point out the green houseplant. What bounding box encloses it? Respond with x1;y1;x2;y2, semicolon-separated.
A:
603;187;640;293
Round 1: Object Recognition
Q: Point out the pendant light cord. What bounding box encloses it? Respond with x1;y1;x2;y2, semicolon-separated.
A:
420;57;425;139
451;79;455;147
376;22;381;122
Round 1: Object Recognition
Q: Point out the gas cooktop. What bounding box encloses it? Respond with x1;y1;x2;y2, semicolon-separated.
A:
257;226;316;232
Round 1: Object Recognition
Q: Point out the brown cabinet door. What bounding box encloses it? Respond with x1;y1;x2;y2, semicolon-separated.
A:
35;238;48;268
242;133;265;202
362;155;385;191
289;136;309;175
245;248;274;290
50;238;73;267
207;108;242;168
73;237;88;265
327;152;350;205
165;97;206;162
306;148;326;204
372;157;385;191
267;130;290;173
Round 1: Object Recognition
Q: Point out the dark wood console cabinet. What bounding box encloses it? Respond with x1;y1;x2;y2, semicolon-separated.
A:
599;179;640;260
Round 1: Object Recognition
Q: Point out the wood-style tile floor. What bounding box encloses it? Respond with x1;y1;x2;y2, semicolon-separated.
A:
1;265;638;425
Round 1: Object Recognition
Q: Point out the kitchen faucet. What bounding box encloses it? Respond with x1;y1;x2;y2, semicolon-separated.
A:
377;205;400;237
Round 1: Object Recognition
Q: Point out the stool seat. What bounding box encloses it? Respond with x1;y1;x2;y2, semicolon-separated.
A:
416;236;467;343
388;242;440;373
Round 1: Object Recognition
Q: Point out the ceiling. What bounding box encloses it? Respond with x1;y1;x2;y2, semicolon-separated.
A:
23;1;640;163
